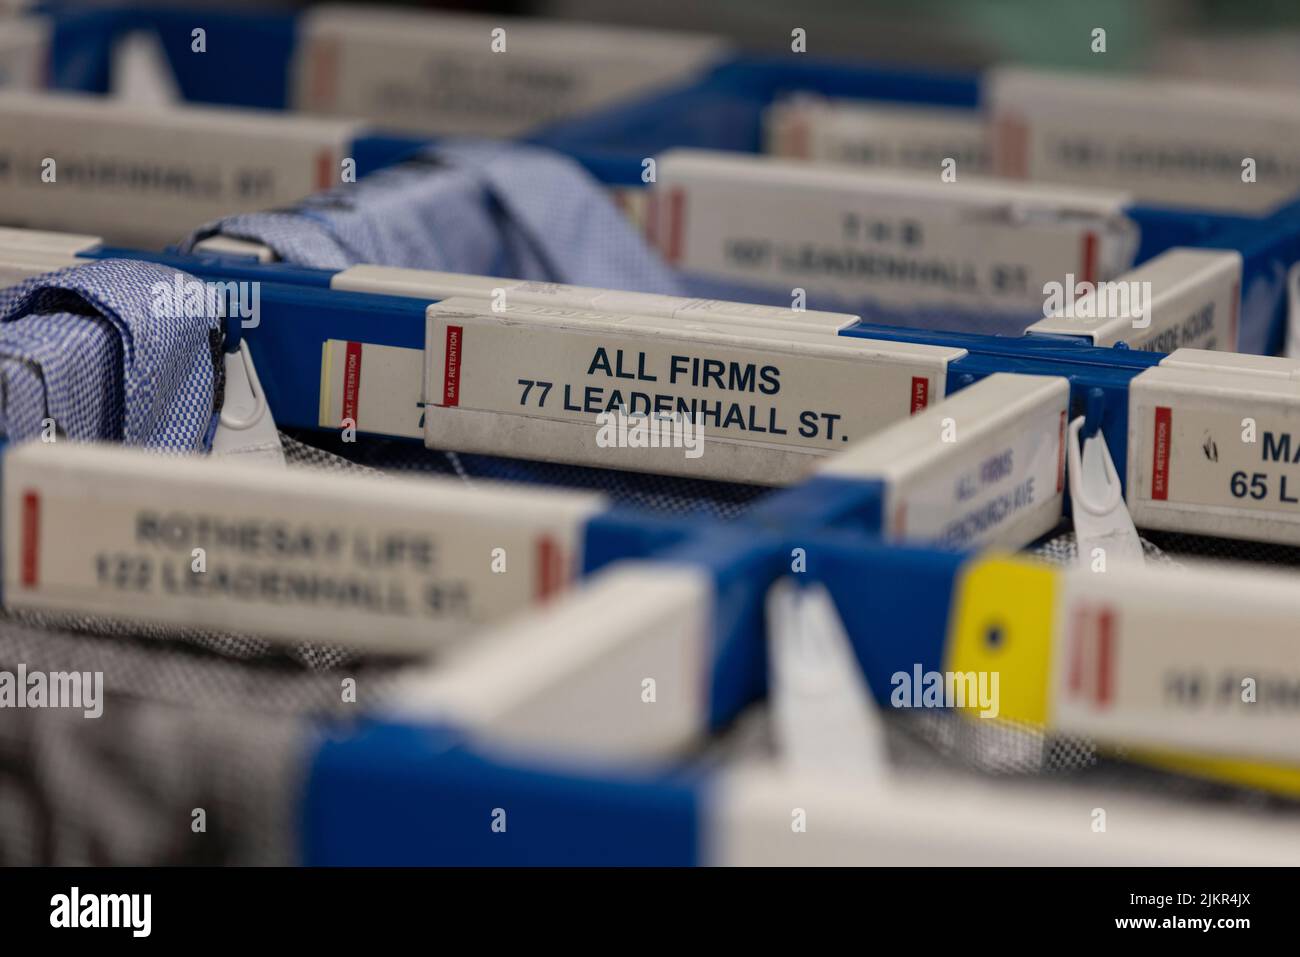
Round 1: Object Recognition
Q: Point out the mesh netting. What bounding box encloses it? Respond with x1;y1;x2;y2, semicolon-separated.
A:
0;432;772;864
285;430;771;520
696;527;1300;817
0;435;412;865
4;433;1298;865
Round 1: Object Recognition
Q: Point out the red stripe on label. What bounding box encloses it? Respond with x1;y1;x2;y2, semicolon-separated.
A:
645;187;660;247
1229;279;1240;351
1151;406;1172;501
310;39;338;109
1080;231;1098;286
995;115;1029;179
909;377;929;414
442;325;463;407
341;341;362;426
535;536;562;602
315;149;334;191
20;491;39;587
1068;604;1116;708
1068;604;1087;695
666;188;685;264
788;113;812;159
1056;409;1066;493
1095;607;1115;708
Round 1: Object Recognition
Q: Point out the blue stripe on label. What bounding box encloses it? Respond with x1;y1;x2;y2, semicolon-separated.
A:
648;529;790;730
301;721;700;865
802;531;963;704
579;509;697;575
49;8;298;109
245;284;428;432
89;247;338;289
351;135;436;180
1190;207;1300;357
745;475;886;538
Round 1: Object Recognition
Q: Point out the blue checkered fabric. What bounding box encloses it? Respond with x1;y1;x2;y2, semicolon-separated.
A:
180;141;683;295
0;260;223;451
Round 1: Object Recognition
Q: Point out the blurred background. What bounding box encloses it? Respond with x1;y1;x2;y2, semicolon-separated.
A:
2;0;1300;871
22;0;1300;80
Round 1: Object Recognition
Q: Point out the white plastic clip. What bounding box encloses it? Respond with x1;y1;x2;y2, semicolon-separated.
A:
211;340;285;467
111;30;182;106
1066;415;1143;569
766;579;887;783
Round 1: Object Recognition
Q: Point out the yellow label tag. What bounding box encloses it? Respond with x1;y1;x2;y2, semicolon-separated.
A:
1125;749;1300;799
945;555;1058;726
948;555;1300;795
